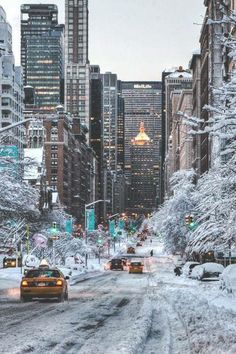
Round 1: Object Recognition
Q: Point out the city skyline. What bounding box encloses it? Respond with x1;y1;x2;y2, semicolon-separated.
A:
1;0;204;81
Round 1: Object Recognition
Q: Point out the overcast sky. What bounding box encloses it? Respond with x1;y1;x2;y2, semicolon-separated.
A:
1;0;205;81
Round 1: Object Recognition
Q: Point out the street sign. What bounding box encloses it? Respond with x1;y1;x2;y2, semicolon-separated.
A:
109;220;115;237
86;209;95;231
65;218;73;234
0;145;19;176
118;219;125;230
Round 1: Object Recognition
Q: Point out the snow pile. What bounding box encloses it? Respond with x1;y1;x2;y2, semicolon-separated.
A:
220;264;236;294
182;261;200;277
165;289;236;353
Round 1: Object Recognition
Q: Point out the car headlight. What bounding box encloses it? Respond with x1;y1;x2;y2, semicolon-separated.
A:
21;280;28;287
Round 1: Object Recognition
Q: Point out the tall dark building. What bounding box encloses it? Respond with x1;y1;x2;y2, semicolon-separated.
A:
21;4;64;112
65;0;90;128
90;65;103;221
130;122;157;214
160;70;172;204
121;81;162;206
117;81;125;171
90;65;102;163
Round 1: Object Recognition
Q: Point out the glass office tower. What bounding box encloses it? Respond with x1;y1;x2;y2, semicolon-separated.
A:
21;4;64;112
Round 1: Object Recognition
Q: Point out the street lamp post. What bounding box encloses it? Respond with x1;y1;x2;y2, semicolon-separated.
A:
84;199;110;267
0;118;33;134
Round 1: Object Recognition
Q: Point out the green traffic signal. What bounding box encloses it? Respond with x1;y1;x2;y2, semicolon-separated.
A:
97;237;103;245
189;221;197;230
50;222;58;234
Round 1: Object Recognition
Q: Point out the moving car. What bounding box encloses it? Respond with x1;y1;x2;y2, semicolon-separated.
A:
127;246;135;254
129;261;143;274
190;262;224;281
3;256;22;268
20;266;69;302
110;258;124;271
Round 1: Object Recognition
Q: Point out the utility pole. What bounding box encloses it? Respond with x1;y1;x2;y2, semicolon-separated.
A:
26;224;30;255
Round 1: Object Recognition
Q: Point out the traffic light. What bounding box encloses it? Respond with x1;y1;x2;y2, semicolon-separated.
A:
185;215;190;225
185;215;197;230
50;222;58;234
97;236;104;245
189;216;196;230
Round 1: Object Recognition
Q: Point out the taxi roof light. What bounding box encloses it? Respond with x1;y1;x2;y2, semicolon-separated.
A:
39;259;49;268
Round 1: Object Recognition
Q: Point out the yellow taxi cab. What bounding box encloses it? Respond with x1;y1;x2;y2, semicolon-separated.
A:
128;261;144;274
20;265;69;302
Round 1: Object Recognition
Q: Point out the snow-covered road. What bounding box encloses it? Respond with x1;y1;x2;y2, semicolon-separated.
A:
1;243;236;354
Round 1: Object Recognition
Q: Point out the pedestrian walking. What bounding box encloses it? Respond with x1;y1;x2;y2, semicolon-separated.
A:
150;249;153;257
174;266;181;276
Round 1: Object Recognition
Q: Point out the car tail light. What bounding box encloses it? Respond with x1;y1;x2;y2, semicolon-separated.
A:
56;280;63;286
21;280;28;286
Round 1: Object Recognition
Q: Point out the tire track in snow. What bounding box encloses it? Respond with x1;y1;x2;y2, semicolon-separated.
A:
141;257;192;354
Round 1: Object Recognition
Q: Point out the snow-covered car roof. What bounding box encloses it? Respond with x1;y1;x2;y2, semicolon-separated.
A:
182;262;200;276
200;263;224;273
191;263;224;279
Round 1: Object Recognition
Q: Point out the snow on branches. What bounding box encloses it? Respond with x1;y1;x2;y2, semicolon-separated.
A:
150;170;196;255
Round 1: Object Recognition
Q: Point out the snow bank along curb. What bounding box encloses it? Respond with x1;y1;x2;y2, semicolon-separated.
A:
111;298;153;354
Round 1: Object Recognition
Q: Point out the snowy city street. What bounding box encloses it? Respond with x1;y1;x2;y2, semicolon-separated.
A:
1;241;236;354
1;0;236;353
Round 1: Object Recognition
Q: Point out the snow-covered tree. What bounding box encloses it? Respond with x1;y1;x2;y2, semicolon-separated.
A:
150;169;196;254
187;157;236;253
181;9;236;255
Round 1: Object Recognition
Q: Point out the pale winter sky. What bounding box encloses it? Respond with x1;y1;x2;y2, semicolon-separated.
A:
1;0;205;81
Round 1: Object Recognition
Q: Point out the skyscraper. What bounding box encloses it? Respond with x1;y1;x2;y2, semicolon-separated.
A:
0;6;24;150
102;72;119;172
65;0;90;128
100;72;125;215
121;81;162;206
130;122;157;213
21;4;64;112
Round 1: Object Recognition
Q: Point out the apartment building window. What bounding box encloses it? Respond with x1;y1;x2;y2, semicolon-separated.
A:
51;127;58;141
51;167;57;174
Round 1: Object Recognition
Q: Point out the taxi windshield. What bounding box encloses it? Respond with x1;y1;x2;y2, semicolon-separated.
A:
25;269;61;278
